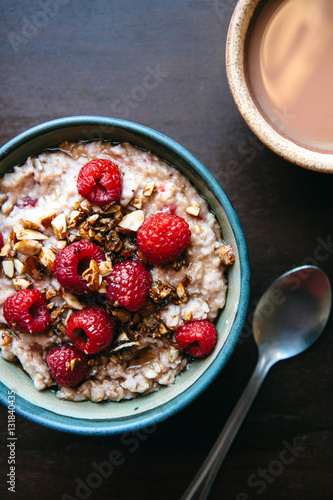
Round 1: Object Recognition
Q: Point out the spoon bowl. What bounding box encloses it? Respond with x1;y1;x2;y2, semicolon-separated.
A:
182;265;331;500
253;265;332;363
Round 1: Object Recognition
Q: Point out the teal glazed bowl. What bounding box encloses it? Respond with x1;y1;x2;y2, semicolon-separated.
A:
0;117;250;434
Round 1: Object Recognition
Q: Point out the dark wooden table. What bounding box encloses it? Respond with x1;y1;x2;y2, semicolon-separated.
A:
1;1;333;499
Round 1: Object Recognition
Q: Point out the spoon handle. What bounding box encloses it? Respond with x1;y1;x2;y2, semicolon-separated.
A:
180;354;273;500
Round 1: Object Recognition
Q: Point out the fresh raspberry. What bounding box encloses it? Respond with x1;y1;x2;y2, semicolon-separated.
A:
106;260;152;312
53;241;105;295
66;306;116;354
46;344;89;387
137;213;191;265
77;159;122;205
0;232;3;249
175;320;217;358
3;289;51;334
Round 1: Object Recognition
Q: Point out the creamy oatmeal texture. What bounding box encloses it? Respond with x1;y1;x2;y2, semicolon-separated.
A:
0;141;229;402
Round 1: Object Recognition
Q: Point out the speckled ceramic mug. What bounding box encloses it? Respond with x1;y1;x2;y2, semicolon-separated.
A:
226;0;333;173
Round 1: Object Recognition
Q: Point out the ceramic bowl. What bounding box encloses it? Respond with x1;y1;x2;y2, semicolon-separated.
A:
0;116;250;434
226;0;333;173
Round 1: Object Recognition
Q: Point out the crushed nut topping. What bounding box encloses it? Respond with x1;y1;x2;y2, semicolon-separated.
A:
185;202;200;217
118;210;144;232
2;260;14;278
82;259;100;292
143;181;155;197
219;244;235;266
51;213;68;240
13;277;32;291
14;240;42;256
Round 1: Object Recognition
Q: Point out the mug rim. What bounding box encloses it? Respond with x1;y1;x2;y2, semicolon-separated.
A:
226;0;333;174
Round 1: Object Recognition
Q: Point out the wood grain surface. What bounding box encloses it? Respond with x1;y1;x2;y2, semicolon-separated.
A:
1;1;333;499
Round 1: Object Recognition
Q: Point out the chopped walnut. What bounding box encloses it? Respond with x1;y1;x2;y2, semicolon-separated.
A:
111;308;132;323
150;280;176;303
219;244;235;265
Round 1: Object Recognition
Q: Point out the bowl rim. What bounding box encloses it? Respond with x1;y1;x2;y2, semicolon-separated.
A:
0;116;250;434
226;0;333;174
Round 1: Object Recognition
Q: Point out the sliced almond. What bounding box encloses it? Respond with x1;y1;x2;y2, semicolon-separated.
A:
14;240;42;256
51;213;67;240
98;261;113;277
87;214;100;225
98;280;108;294
2;259;14;278
82;259;100;292
143;181;155;197
13;277;32;291
65;309;73;324
68;210;82;227
131;195;143;209
39;211;58;228
20;219;42;231
15;227;48;241
61;290;83;310
70;358;77;371
0;238;12;257
57;240;67;250
184;310;193;321
80;200;91;214
111;341;139;352
118;210;144;232
39;247;56;274
25;256;41;280
219;244;235;266
185;202;200;217
116;332;130;342
103;204;122;214
14;258;26;274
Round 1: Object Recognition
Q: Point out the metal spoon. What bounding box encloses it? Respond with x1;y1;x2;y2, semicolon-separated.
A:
181;265;331;500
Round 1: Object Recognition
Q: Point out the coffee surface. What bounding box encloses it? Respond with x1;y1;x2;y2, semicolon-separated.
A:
248;0;333;151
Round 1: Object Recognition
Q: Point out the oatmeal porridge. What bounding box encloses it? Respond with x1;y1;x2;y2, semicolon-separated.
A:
0;141;234;402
